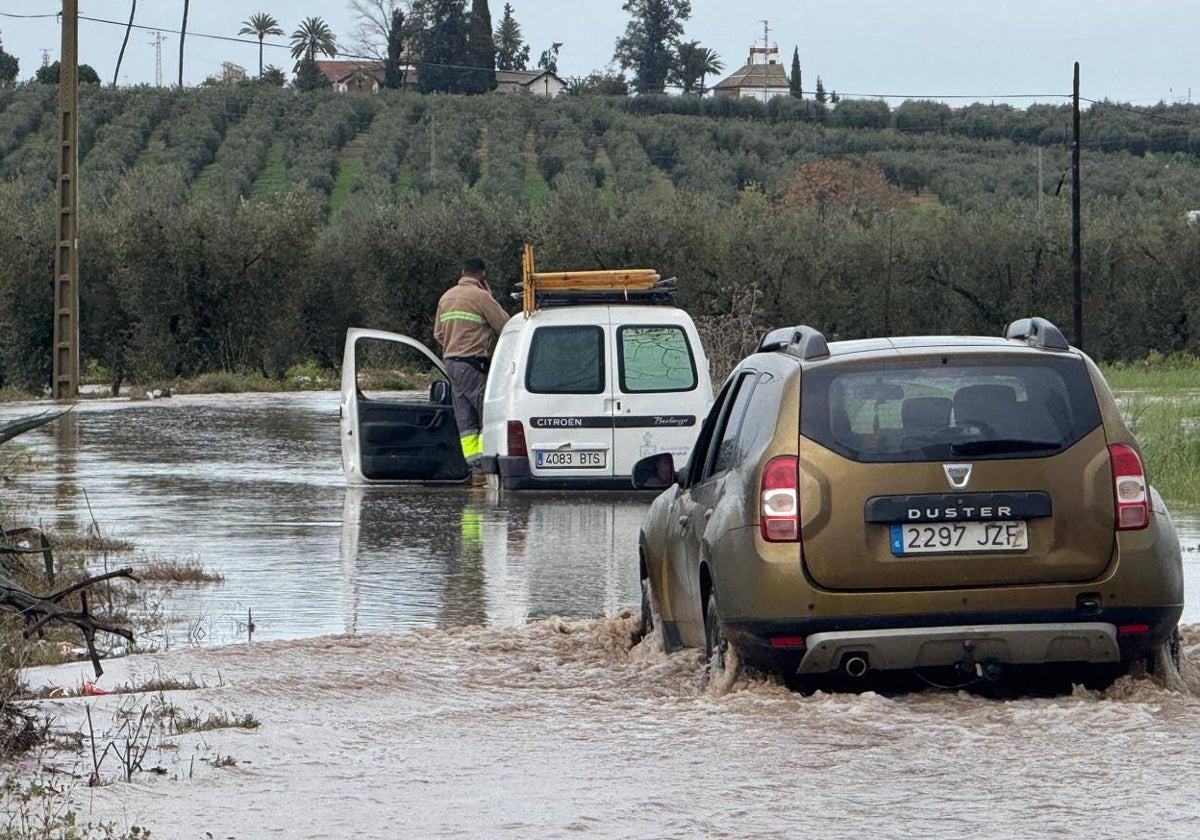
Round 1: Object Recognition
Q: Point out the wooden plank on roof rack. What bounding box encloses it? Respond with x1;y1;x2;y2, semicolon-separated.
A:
529;271;660;288
531;269;659;282
520;244;661;316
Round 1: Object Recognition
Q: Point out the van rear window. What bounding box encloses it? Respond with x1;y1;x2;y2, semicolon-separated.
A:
618;326;697;393
526;326;605;394
800;356;1103;462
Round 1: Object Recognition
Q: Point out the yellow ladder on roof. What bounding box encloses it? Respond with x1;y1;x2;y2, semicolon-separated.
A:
521;244;660;316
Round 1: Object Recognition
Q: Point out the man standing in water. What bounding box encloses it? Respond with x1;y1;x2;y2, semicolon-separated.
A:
433;258;510;483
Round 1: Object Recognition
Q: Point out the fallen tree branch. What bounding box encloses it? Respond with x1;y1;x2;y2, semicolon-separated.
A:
0;568;138;677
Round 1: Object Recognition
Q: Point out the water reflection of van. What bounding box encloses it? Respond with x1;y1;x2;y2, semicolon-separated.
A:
338;486;646;630
479;302;713;489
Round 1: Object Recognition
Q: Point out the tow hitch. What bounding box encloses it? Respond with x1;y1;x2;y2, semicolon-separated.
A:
954;640;1002;682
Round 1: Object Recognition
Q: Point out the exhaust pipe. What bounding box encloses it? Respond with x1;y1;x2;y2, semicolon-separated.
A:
842;654;869;678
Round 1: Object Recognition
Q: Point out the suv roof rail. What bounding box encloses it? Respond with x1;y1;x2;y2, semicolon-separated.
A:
1004;317;1071;351
757;325;830;360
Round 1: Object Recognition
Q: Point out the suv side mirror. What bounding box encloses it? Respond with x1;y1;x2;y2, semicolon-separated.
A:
430;379;451;405
632;452;677;490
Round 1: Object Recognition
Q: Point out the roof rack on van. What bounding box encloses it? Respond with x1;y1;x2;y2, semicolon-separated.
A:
1004;317;1070;351
519;244;673;316
757;325;830;360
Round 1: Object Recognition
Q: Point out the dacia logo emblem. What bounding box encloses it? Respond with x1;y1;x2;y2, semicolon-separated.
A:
943;463;972;489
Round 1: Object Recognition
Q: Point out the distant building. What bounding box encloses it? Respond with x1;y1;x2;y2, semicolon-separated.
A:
307;59;420;93
712;30;790;102
495;69;566;97
303;59;562;97
312;60;389;93
221;62;248;84
203;61;248;86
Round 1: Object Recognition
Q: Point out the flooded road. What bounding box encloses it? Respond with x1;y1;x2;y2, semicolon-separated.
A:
6;392;1200;840
1;391;1198;647
0;393;647;647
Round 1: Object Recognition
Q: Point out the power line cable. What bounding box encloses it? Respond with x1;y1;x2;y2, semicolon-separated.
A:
75;15;347;56
831;91;1071;102
1079;96;1200;129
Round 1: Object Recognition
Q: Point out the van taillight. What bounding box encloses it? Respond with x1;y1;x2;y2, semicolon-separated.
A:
760;455;799;542
1109;443;1149;531
507;421;528;457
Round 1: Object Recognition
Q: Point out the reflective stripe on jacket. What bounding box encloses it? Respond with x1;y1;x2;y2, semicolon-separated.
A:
433;277;510;358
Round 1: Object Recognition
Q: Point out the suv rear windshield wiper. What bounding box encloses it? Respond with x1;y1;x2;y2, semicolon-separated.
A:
951;438;1062;456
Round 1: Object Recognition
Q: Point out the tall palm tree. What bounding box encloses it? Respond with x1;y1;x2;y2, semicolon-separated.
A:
290;16;339;62
675;41;723;95
177;0;189;87
113;0;136;87
693;46;723;96
239;12;284;77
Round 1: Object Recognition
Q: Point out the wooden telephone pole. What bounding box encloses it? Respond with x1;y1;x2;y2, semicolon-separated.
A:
52;0;80;400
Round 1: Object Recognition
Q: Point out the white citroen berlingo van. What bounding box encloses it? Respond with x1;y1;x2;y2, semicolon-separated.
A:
340;254;712;490
476;255;713;490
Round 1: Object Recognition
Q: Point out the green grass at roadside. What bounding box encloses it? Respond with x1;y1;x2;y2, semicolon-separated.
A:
1100;351;1200;391
0;386;32;402
1101;353;1200;503
171;370;309;395
1120;393;1200;504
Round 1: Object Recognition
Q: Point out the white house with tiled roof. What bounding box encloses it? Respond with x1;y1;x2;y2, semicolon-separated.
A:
712;29;791;102
312;60;389;93
495;69;566;97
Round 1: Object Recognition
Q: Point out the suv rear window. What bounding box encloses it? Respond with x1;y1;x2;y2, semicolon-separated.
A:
800;355;1103;462
527;325;605;394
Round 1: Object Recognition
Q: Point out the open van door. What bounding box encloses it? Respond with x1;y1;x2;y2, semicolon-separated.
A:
340;328;470;485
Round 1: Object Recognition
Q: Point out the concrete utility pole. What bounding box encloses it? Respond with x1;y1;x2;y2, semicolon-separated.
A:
1071;61;1083;351
52;0;80;400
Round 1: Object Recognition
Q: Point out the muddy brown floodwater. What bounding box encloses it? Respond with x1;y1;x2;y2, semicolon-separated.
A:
21;618;1200;840
3;393;1200;839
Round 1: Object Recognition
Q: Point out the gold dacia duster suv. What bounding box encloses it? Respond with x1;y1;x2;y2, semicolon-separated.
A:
633;317;1183;690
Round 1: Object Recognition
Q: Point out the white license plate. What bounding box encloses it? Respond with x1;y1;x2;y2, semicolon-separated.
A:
890;521;1028;555
535;449;607;469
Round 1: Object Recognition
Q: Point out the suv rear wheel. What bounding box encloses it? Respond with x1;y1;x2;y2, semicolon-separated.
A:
1147;628;1184;688
704;592;737;684
636;576;662;649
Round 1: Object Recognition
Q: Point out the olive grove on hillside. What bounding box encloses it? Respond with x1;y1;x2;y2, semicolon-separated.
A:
0;86;1198;392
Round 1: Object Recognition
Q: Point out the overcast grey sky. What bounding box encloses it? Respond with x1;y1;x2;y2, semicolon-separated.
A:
2;1;1196;105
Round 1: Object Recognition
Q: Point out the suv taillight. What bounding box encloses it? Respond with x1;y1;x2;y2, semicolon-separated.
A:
1109;443;1149;531
507;421;528;457
760;455;799;542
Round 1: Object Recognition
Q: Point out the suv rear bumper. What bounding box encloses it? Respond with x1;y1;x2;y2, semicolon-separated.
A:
796;622;1118;674
726;604;1181;675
